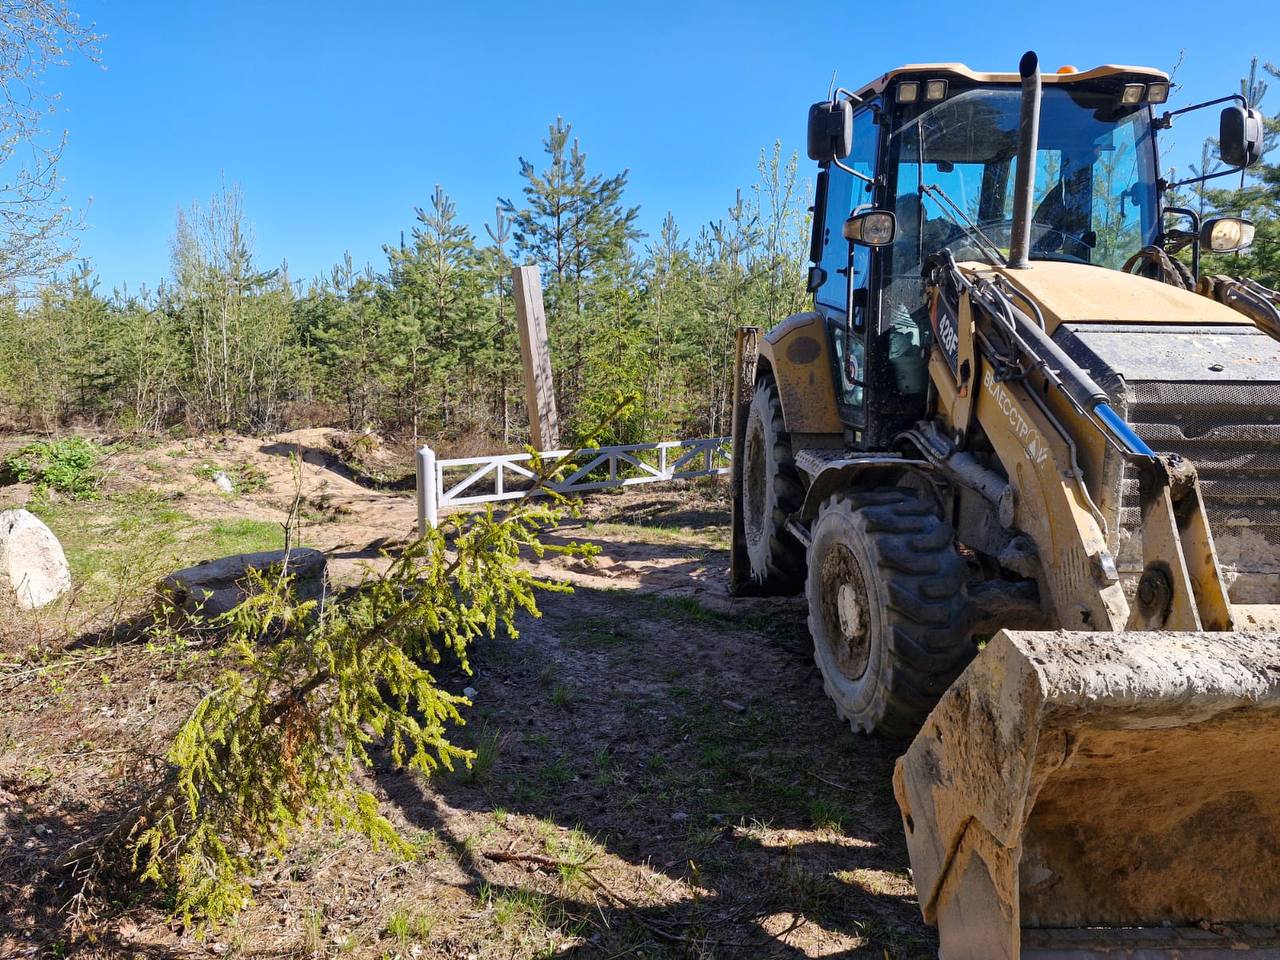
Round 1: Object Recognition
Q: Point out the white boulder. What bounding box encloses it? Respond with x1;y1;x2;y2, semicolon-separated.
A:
0;508;72;610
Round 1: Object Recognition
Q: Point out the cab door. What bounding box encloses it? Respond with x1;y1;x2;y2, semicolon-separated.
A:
811;104;881;439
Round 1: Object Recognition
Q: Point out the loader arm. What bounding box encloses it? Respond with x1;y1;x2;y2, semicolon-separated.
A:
894;256;1271;960
927;253;1235;634
1198;273;1280;343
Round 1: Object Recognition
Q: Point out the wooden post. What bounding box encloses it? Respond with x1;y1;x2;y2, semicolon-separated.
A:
513;265;560;451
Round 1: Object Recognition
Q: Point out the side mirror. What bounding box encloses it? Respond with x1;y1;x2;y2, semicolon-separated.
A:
843;210;896;247
1200;216;1255;253
1219;105;1264;168
807;100;853;163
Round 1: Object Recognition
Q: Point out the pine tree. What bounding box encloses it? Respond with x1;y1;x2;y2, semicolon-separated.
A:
500;119;640;426
386;185;486;439
480;206;522;445
301;255;390;430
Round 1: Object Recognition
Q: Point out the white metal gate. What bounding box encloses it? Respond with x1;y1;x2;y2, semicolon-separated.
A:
416;437;730;531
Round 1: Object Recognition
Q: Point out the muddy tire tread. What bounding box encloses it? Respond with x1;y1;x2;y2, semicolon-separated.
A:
806;488;972;739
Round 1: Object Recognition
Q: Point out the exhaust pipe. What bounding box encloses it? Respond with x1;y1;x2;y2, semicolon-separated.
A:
1008;50;1041;270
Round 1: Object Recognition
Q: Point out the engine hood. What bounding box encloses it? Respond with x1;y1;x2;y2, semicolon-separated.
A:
961;260;1250;333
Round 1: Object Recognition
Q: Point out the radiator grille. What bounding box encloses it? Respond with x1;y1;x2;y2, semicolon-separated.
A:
1119;381;1280;603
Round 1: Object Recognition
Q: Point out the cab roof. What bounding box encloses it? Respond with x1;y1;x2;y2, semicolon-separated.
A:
852;63;1170;101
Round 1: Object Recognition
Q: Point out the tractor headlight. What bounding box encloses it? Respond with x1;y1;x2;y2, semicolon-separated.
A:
843;210;897;247
896;81;919;103
1146;81;1170;104
1201;217;1255;253
1120;83;1146;106
924;79;949;101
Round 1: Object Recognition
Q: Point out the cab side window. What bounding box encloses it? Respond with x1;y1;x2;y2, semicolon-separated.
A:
814;107;878;315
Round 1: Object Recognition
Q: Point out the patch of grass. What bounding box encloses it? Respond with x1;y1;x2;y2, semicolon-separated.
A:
456;724;506;785
837;867;901;896
24;490;305;622
384;907;436;944
303;907;324;955
29;491;188;608
560;615;635;649
689;823;724;850
409;829;443;861
482;884;553;933
808;795;844;833
114;488;187;526
549;683;577;710
538;756;573;790
777;851;841;918
696;740;733;771
205;517;285;555
194;460;269;495
543;826;595;892
592;747;621;786
585;519;728;549
511;775;542;805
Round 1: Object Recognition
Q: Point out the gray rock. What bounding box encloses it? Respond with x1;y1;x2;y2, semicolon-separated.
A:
463;686;478;700
0;508;72;610
162;547;327;619
211;470;234;494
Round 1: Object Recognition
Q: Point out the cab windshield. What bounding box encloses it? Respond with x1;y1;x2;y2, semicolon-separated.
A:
888;86;1159;275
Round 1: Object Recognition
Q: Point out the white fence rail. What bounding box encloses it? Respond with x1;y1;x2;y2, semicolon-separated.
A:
416;436;730;532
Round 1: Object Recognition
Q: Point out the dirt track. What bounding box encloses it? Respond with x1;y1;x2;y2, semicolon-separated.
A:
0;429;934;958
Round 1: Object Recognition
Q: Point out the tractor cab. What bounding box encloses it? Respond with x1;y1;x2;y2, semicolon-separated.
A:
805;62;1257;449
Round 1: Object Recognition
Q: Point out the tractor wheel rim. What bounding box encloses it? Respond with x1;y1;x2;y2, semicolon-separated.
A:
821;543;870;680
837;583;863;639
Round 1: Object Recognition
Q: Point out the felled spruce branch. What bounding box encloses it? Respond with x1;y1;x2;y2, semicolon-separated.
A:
60;397;634;926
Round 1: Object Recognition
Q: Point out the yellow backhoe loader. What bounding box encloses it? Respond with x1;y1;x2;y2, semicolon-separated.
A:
729;51;1280;958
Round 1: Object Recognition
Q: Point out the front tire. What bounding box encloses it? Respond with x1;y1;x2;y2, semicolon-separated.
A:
741;379;805;594
806;488;972;739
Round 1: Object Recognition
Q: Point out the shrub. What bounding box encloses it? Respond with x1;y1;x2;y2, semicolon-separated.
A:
59;480;595;926
3;437;100;499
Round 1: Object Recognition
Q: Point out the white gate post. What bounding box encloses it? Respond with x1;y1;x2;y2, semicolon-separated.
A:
416;445;438;534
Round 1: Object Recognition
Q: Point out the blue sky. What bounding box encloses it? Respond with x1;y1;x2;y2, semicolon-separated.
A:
54;0;1274;292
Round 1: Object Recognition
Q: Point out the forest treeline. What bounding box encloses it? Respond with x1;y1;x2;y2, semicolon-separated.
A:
0;58;1276;452
0;120;810;450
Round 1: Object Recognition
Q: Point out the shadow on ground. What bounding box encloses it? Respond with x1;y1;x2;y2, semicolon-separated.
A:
375;574;935;958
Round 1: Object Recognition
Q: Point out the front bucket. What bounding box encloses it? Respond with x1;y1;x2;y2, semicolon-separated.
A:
893;629;1280;960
